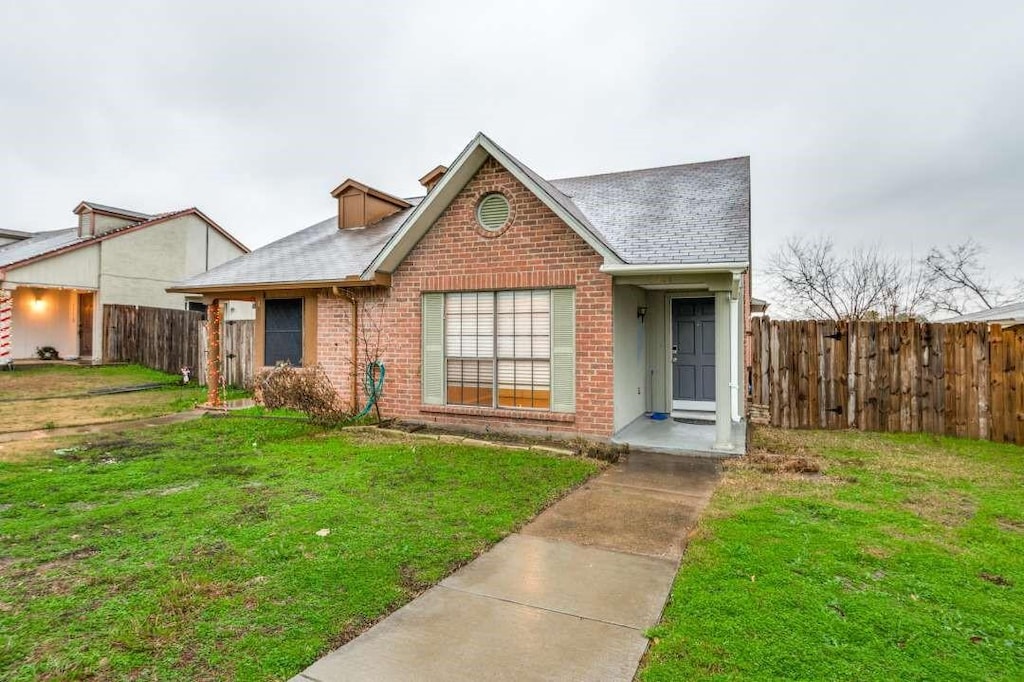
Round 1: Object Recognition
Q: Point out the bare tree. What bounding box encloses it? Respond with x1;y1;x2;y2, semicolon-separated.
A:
921;238;1006;316
765;236;928;320
339;288;391;422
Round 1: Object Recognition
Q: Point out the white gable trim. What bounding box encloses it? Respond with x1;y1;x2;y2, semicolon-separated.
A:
362;133;623;278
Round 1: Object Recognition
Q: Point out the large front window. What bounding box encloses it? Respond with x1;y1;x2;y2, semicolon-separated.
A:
445;290;551;409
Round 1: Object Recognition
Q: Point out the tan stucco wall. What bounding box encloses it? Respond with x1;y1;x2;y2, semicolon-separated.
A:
94;213;136;235
99;214;246;310
11;288;77;359
4;245;100;289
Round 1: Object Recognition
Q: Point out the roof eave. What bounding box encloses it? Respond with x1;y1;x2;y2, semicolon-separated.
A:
167;273;392;295
600;262;749;276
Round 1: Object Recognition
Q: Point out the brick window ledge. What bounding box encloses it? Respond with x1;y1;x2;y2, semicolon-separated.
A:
419;404;575;423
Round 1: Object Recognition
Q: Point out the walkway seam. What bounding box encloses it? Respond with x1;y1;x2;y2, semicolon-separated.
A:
591;479;715;500
435;584;647;633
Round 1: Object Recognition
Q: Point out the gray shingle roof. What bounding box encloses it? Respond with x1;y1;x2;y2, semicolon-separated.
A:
176;200;421;289
80;202;154;220
173;141;750;290
0;228;83;269
550;157;750;265
942;301;1024;324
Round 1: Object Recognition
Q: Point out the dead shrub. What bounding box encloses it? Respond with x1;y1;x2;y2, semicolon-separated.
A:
569;437;626;463
254;364;349;425
745;451;822;474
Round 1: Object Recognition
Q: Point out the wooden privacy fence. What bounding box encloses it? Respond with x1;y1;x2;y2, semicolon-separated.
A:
103;304;254;388
750;318;1024;445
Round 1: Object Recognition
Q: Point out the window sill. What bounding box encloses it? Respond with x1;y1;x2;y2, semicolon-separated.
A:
419;404;575;423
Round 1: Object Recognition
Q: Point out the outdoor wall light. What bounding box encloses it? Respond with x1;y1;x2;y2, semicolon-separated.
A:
31;290;45;312
637;305;648;323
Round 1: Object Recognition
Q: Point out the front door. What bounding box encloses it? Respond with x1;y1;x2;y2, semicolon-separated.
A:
672;298;715;408
78;293;94;357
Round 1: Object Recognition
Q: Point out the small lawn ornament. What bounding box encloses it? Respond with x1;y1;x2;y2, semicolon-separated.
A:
181;366;193;384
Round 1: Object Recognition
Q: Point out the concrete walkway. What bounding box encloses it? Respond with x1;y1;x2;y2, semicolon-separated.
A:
294;451;720;682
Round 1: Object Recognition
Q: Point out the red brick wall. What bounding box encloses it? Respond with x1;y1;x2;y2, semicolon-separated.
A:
317;157;616;437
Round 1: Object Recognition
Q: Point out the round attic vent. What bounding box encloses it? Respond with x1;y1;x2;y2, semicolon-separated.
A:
476;193;510;231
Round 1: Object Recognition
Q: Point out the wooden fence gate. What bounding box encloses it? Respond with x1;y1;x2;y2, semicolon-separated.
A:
750;318;1024;445
103;304;254;388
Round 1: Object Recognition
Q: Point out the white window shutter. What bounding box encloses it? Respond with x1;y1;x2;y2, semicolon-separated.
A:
549;289;575;412
422;293;445;405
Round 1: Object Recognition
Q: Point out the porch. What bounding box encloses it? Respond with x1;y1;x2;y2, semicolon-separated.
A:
608;264;748;455
612;415;747;456
0;285;97;362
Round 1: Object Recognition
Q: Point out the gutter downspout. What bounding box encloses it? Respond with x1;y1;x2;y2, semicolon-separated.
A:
333;287;359;413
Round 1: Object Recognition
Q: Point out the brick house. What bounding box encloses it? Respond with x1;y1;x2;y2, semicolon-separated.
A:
171;133;751;451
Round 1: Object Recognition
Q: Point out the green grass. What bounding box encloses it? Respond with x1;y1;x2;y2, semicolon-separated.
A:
0;363;179;401
641;428;1024;681
0;417;597;680
0;364;247;432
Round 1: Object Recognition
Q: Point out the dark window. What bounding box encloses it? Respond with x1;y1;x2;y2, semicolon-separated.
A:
187;301;208;320
265;298;303;366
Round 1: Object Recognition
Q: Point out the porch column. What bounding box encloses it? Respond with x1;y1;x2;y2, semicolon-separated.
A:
0;289;11;366
206;299;223;407
714;290;733;450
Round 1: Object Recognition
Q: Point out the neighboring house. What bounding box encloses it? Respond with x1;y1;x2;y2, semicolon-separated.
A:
172;133;751;448
942;301;1024;328
0;201;250;363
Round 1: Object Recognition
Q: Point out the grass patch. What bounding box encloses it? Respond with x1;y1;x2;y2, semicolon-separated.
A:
0;364;179;401
0;364;247;432
641;428;1024;681
0;415;597;680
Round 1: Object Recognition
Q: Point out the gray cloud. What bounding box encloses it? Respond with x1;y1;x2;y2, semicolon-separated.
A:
2;0;1022;295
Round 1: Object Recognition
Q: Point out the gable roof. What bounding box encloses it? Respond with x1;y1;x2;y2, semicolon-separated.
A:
942;301;1024;325
73;201;154;220
0;228;33;241
171;132;751;293
0;208;249;276
0;228;82;269
366;133;625;275
169;199;421;292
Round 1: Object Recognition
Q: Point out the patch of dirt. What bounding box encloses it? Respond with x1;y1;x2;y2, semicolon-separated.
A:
397;564;430;596
862;546;893;559
979;571;1013;587
996;516;1024;533
740;450;823;474
904;491;977;527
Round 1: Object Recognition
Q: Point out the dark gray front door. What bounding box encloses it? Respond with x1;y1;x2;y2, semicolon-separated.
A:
672;298;715;402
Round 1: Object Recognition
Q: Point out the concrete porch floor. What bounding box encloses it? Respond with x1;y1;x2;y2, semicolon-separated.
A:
612;415;747;456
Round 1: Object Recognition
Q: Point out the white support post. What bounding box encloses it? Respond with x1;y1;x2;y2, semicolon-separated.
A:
714;290;733;450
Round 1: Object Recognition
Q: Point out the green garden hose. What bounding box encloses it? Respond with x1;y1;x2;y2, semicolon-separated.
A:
352;360;386;420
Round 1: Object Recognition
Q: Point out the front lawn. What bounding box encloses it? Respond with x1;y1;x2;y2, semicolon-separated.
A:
642;428;1024;681
0;364;243;432
0;417;597;680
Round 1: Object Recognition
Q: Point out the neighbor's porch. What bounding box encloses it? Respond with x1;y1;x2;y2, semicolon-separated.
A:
0;285;97;362
608;267;747;455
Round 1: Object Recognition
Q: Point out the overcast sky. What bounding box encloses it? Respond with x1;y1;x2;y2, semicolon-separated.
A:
2;1;1022;298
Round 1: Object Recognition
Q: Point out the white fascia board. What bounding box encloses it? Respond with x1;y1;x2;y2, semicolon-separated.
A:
362;138;488;278
362;132;625;278
600;262;749;276
476;137;624;265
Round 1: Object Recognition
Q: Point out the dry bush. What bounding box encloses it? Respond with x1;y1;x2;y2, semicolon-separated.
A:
744;451;822;474
569;437;626;463
254;364;349;425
